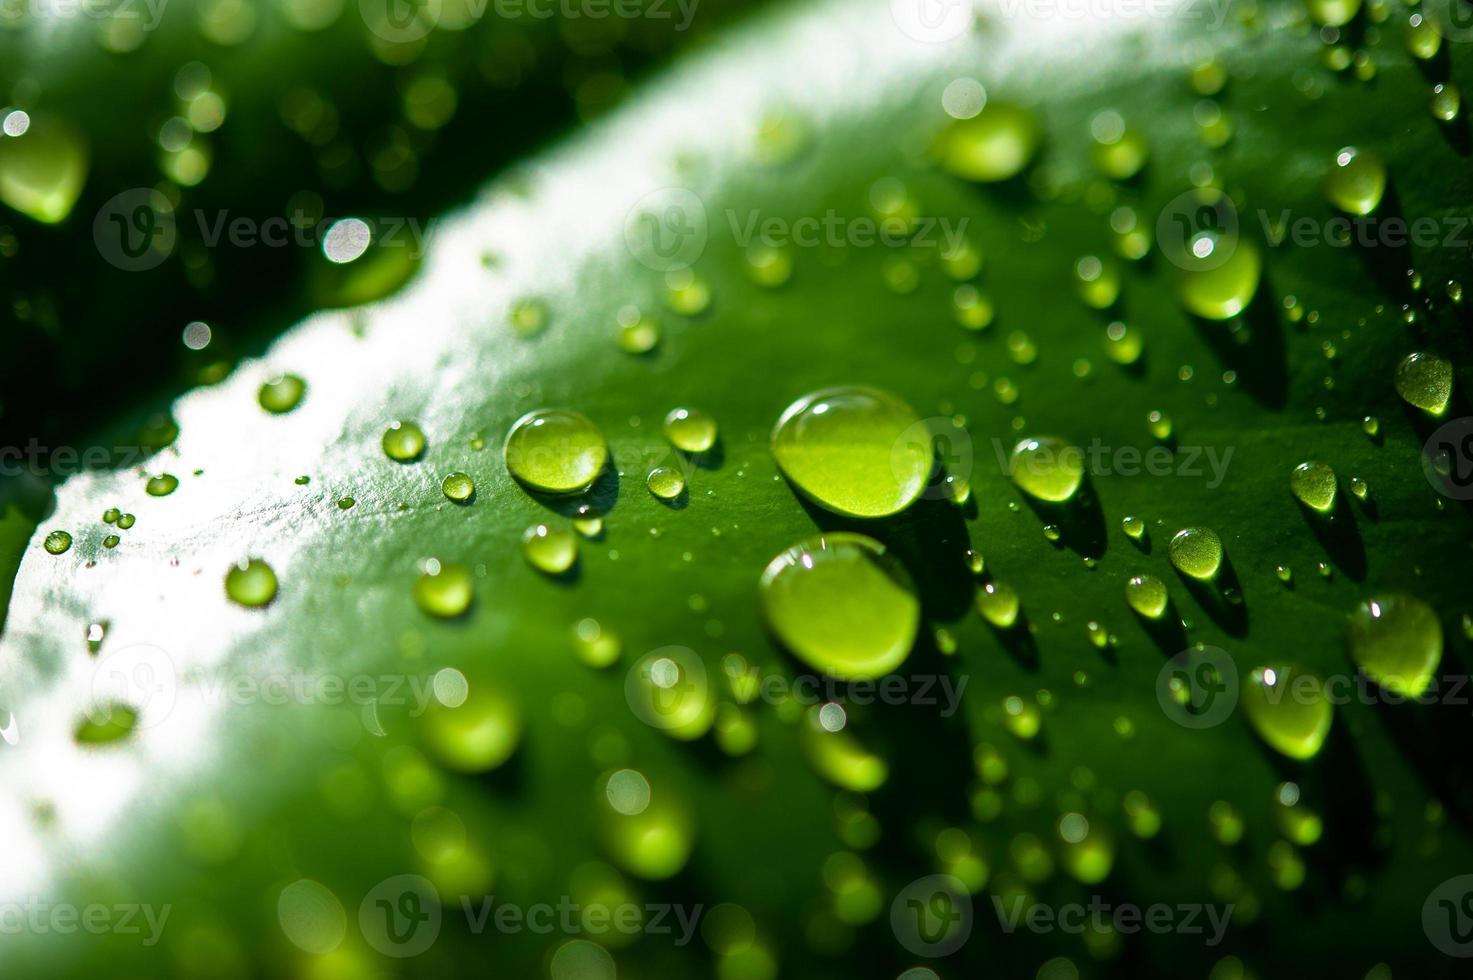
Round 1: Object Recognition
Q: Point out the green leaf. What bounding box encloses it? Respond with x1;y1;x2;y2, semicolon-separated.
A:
4;1;1473;976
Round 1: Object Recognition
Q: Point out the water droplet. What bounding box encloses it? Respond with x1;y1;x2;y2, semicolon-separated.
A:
1168;527;1223;580
382;420;426;462
1347;594;1443;697
413;559;473;618
258;374;306;414
953;284;994;330
1394;351;1453;417
646;466;686;501
1243;665;1333;760
1059;813;1113;883
504;409;608;495
600;783;694;880
1074;255;1121;309
43;530;71;555
1325;147;1386;215
770;386;930;518
759;533;920;679
225;558;277;607
102;534;120;549
1147;410;1173;441
1091;112;1148;181
1042;523;1062;542
1103;320;1143;365
509;298;548;337
1123;791;1162;838
1307;0;1360;26
441;472;474;502
521;523;577;574
941;238;984;280
75;704;138;744
1121;515;1146;541
1406;12;1442;59
0;114;89;223
744;243;793;287
1008;436;1085;503
1276;564;1293;584
1125;574;1169;619
116;513;136;530
663;407;717;453
936;102;1040;182
966;549;985;575
1350;476;1369;501
977;581;1021;628
337;496;355;510
614;306;660;353
1290;461;1337;514
146;474;179;496
573;618;621;667
1002;695;1040;738
421;685;521;773
1361;415;1380;439
1431;83;1462;122
664;269;711;316
1177;235;1261;320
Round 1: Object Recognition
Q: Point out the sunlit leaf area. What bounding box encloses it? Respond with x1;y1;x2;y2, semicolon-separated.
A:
3;0;1473;976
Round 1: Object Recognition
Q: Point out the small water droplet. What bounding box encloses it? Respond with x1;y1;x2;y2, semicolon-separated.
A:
1394;351;1453;417
258;374;306;414
977;581;1021;628
1168;527;1223;580
1290;461;1338;514
1008;436;1085;503
1347;594;1443;697
43;530;72;555
146;474;179;496
663;407;717;453
413;559;473;618
647;466;687;501
521;524;578;575
382;420;426;462
1325;146;1386;215
1125;574;1169;619
504;409;608;495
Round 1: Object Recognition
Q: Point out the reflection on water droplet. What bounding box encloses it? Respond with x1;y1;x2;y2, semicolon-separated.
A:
258;374;306;414
1324;147;1385;215
413;559;473;618
1009;437;1085;503
663;407;717;453
1290;461;1337;514
522;524;577;575
1125;574;1169;619
1393;351;1453;417
43;530;72;555
977;581;1021;628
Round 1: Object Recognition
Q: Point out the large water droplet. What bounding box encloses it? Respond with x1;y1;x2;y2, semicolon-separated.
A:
504;409;607;495
1346;594;1442;697
1242;665;1333;760
225;558;277;607
1008;436;1085;503
1394;351;1453;417
1324;147;1385;215
413;559;473;618
0;114;89;223
1168;527;1223;580
1290;461;1338;514
43;530;72;555
936;103;1039;182
258;374;306;414
770;386;930;518
1124;574;1169;619
382;420;426;462
663;407;717;452
759;533;919;679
